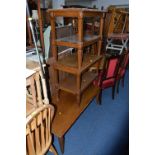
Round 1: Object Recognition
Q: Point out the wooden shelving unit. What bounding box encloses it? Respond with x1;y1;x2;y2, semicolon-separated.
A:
48;8;104;105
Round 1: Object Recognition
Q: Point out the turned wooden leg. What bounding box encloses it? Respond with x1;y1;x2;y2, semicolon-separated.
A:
58;136;65;154
49;145;58;155
96;89;102;105
112;85;115;100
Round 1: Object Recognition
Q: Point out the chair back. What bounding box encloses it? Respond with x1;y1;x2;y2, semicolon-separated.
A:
26;104;54;155
26;71;49;108
106;8;129;37
106;9;116;37
104;55;120;79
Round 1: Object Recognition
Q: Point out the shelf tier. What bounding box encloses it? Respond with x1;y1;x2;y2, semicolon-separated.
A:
55;34;101;48
54;53;102;74
48;8;104;18
59;71;98;94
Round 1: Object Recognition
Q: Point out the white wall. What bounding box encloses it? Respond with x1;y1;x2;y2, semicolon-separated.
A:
65;0;92;7
92;0;129;9
52;0;65;9
52;0;65;25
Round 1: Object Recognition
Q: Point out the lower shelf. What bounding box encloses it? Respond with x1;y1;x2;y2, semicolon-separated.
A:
59;71;98;94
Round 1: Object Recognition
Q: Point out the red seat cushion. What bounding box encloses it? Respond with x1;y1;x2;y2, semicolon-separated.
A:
93;77;115;89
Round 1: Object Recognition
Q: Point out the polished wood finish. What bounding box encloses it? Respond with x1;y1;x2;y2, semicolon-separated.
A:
48;8;105;17
48;8;104;104
26;104;58;155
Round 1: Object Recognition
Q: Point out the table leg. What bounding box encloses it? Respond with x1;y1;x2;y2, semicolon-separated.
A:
58;135;65;154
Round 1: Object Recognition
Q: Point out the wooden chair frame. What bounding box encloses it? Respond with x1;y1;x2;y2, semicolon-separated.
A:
106;9;129;55
26;104;57;155
26;71;49;109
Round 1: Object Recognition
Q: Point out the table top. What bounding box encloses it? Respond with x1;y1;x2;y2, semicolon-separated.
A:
51;84;99;137
26;59;46;71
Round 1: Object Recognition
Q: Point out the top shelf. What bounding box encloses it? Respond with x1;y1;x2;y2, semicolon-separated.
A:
48;8;104;18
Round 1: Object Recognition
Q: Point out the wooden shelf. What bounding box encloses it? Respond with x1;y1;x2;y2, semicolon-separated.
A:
55;53;102;74
56;34;99;43
59;71;98;94
56;34;100;48
48;8;104;18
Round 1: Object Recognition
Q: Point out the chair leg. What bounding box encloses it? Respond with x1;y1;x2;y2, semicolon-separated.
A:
112;85;115;100
116;80;120;94
49;145;58;155
122;75;125;88
96;89;102;105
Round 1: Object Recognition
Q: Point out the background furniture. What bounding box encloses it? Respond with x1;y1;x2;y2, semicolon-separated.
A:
105;8;129;55
26;104;57;155
48;8;104;105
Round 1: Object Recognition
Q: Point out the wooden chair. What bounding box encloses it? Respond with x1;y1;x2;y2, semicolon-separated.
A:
26;71;49;111
93;54;120;104
26;104;57;155
106;9;129;55
116;50;129;93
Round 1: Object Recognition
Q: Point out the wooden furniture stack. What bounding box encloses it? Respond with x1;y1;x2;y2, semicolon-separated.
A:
48;8;104;105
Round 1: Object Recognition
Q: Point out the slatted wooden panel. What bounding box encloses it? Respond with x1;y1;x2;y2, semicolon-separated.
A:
26;105;57;155
26;71;49;107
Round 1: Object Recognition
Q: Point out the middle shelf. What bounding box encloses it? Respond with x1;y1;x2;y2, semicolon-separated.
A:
55;52;102;74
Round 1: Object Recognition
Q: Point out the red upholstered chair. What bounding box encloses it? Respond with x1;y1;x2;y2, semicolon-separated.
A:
93;55;120;104
116;50;129;93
